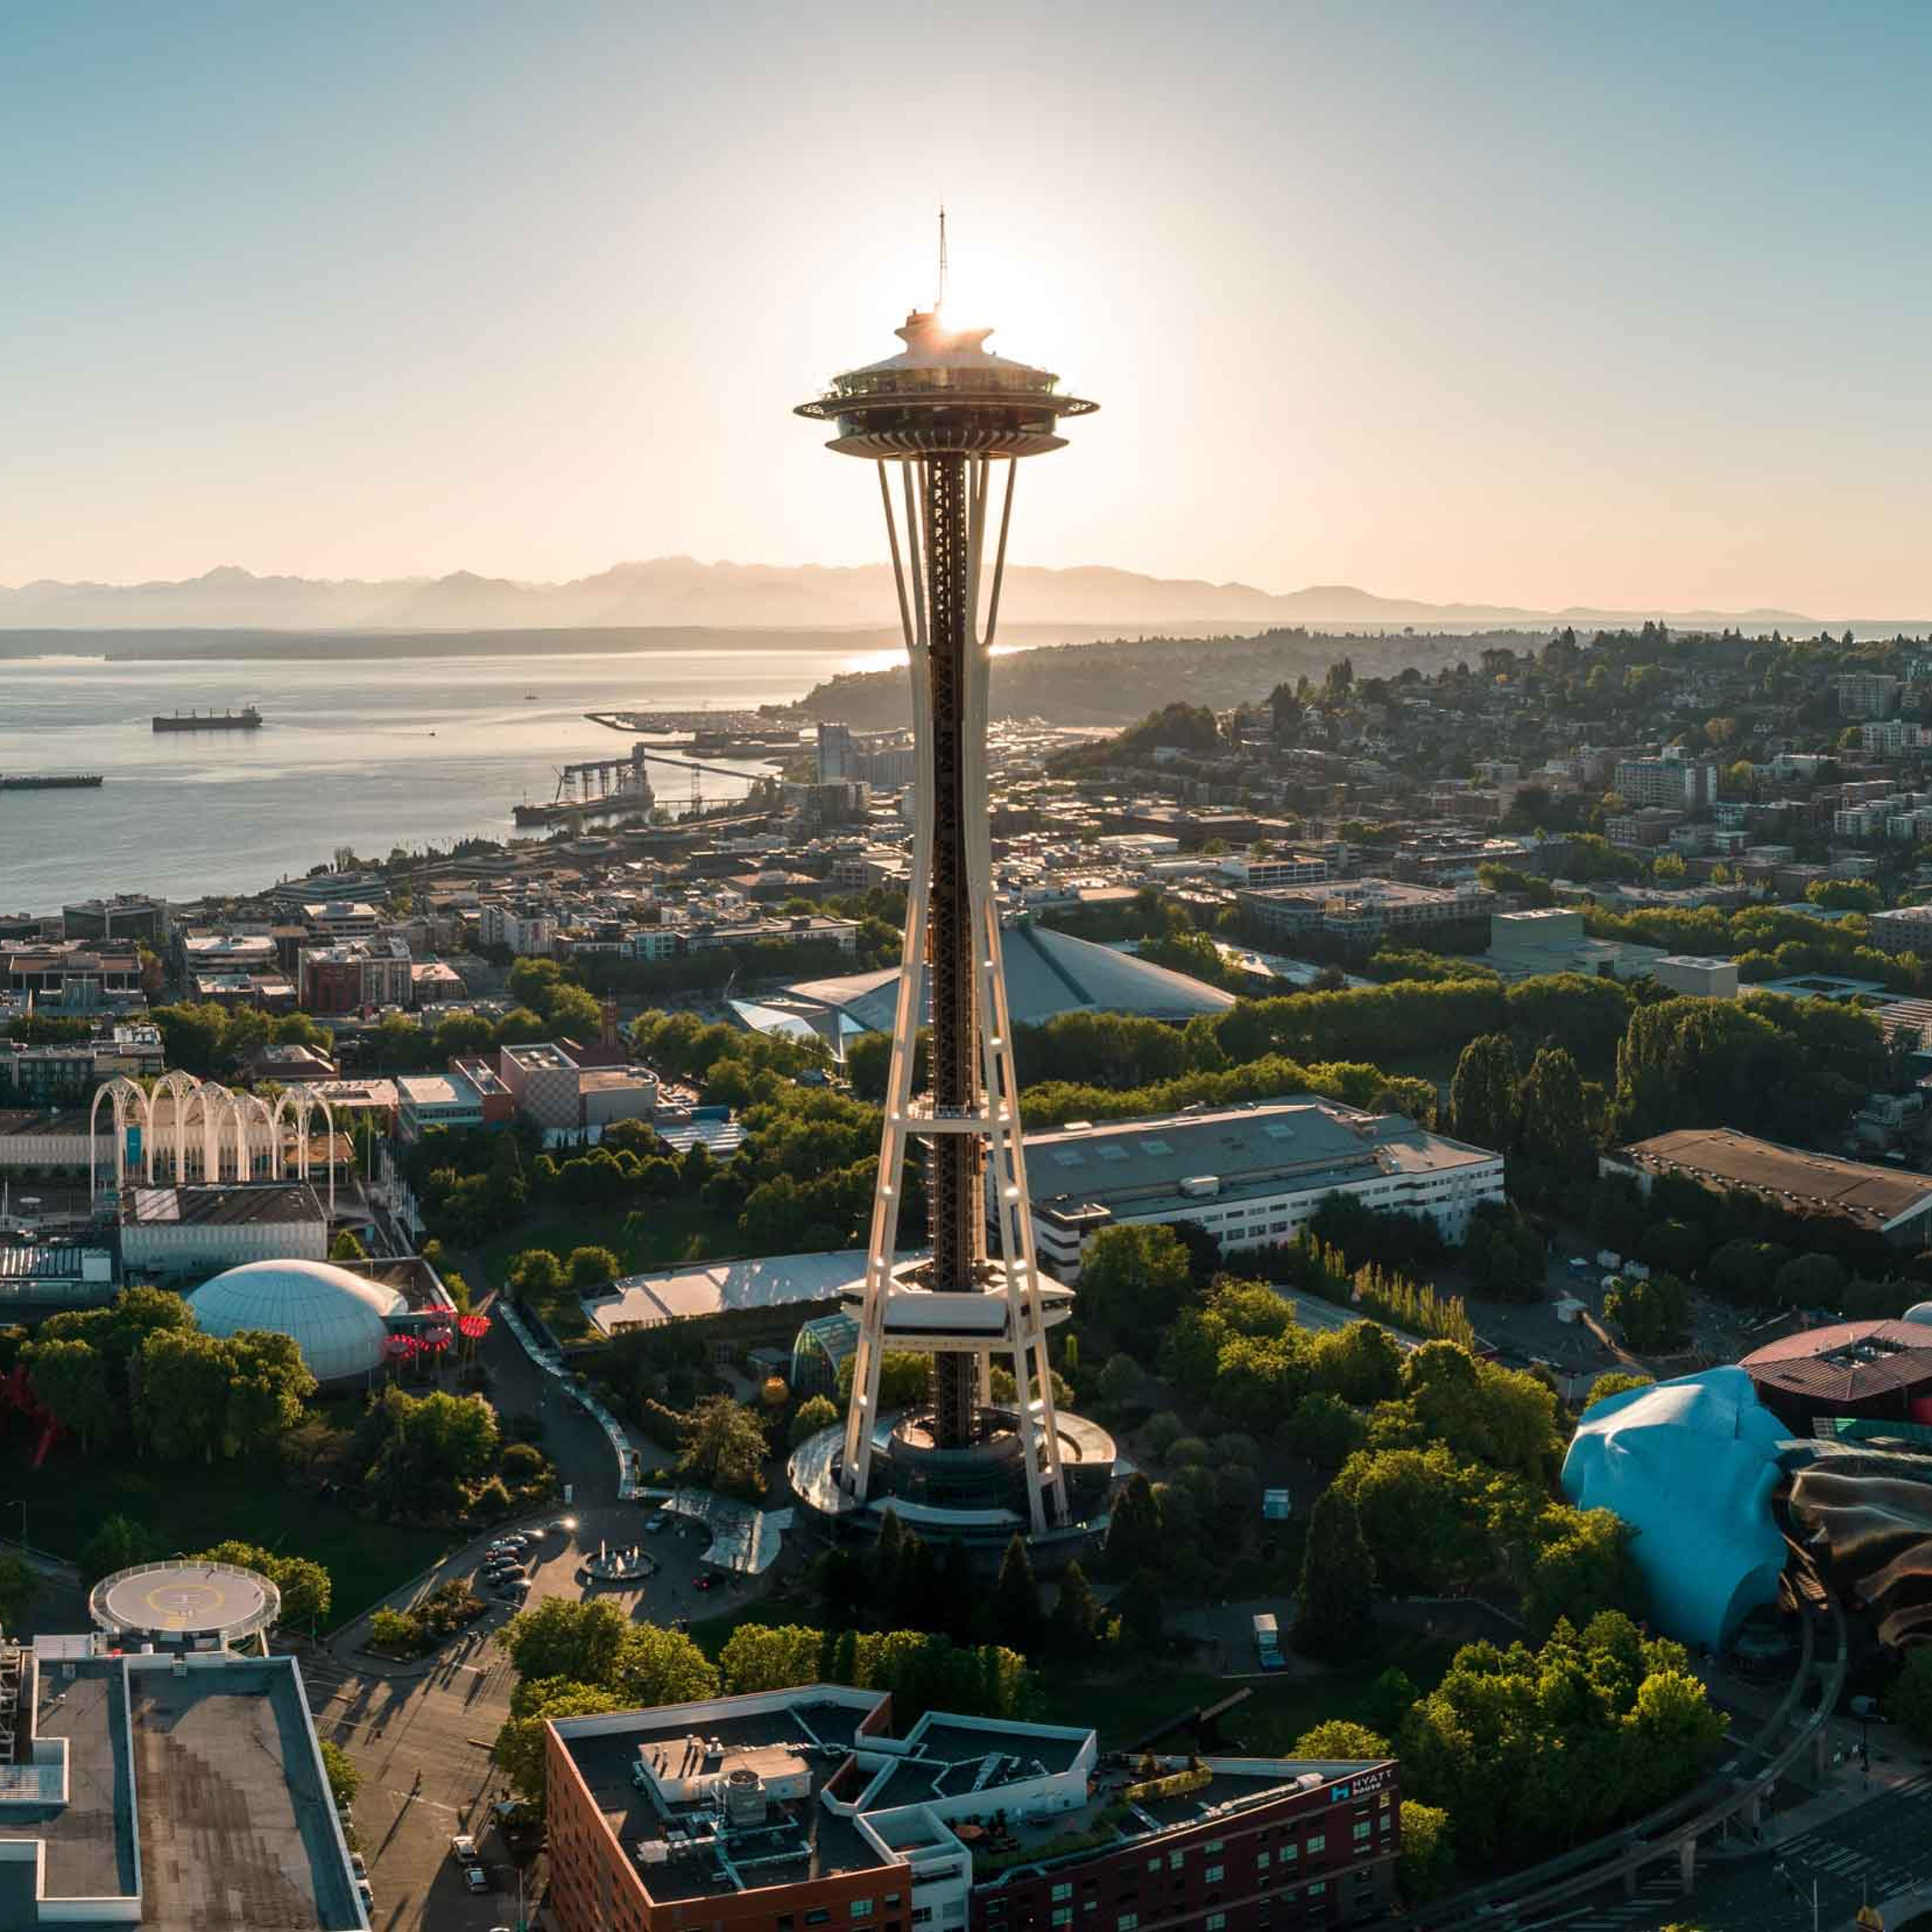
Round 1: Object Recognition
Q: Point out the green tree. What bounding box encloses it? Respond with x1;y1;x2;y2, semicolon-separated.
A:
1076;1223;1192;1332
789;1394;840;1449
1602;1274;1690;1353
1049;1562;1103;1653
509;1248;567;1298
493;1679;629;1806
329;1229;369;1263
501;1598;635;1685
1887;1647;1932;1743
318;1738;361;1810
677;1396;768;1500
1308;1320;1405;1406
991;1534;1041;1649
1397;1800;1455;1904
1293;1719;1388;1757
1516;1045;1593;1173
81;1513;157;1585
1103;1473;1164;1577
566;1245;622;1290
1449;1034;1519;1150
26;1336;117;1450
1283;1390;1367;1469
719;1622;822;1693
1117;1569;1165;1649
1584;1371;1653;1410
1293;1487;1374;1659
0;1552;36;1633
193;1540;333;1631
137;1329;236;1460
1522;1506;1644;1638
610;1622;721;1708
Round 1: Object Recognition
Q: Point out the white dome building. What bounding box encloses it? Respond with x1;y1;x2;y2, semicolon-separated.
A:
188;1258;406;1382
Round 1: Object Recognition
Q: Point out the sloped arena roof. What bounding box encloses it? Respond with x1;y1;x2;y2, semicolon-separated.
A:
785;920;1236;1036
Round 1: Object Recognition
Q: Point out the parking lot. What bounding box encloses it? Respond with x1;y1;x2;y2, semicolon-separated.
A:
308;1497;788;1931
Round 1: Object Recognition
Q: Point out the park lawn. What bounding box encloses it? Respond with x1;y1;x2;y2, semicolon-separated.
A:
8;1443;452;1630
1034;1625;1459;1752
478;1199;740;1341
680;1610;1454;1754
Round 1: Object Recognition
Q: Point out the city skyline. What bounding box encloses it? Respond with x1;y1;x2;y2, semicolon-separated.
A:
4;2;1929;613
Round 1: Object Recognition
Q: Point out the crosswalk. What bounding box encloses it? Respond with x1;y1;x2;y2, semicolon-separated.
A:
1557;1875;1683;1929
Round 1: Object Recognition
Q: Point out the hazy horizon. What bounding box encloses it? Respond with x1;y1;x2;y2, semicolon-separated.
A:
5;2;1929;613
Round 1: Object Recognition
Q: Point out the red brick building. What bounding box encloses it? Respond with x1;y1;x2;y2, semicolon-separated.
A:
545;1687;1399;1932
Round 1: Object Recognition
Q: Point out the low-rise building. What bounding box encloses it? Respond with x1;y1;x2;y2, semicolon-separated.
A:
1602;1128;1932;1245
1653;955;1741;999
545;1686;1399;1932
395;1070;489;1142
1868;905;1932;956
1019;1097;1504;1281
299;899;381;939
1234;878;1494;951
118;1180;330;1276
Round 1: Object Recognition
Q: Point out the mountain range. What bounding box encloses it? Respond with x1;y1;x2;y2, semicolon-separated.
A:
0;558;1832;635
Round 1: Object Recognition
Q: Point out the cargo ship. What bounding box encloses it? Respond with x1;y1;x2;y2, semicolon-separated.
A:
0;773;104;790
153;706;262;732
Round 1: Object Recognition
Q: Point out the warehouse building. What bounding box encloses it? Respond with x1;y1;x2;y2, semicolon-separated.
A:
1602;1128;1932;1246
545;1685;1399;1932
1019;1099;1504;1281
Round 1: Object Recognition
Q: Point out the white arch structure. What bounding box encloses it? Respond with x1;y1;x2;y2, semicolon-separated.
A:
88;1073;337;1215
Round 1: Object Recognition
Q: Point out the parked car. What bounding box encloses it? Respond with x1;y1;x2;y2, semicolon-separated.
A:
465;1864;491;1894
350;1852;367;1879
645;1514;670;1536
451;1834;478;1862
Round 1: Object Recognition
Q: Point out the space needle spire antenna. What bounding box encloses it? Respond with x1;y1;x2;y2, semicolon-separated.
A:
936;204;948;312
792;250;1112;1556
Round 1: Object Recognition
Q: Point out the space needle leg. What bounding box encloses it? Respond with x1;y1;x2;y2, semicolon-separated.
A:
843;462;933;1505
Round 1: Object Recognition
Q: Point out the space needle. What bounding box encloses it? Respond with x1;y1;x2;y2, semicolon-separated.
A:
789;229;1118;1555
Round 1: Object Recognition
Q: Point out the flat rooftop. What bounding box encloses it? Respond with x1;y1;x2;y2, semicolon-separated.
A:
558;1697;884;1902
0;1650;362;1931
1615;1128;1932;1230
583;1247;880;1336
1025;1097;1498;1213
120;1183;326;1229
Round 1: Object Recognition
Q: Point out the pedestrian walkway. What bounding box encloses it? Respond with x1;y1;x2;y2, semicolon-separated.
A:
496;1298;647;1500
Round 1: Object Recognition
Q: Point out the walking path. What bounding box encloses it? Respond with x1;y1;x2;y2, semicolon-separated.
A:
495;1299;648;1499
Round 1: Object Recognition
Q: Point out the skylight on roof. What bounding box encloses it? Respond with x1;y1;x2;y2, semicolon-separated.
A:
1262;1122;1294;1139
1097;1144;1128;1162
1050;1150;1086;1168
1140;1138;1172;1155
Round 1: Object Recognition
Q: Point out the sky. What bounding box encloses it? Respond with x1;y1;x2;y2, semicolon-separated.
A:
2;1;1929;617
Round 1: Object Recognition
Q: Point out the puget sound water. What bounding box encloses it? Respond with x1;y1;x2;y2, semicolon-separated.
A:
0;646;885;910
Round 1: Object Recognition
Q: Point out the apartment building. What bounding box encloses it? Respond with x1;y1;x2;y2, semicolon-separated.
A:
1612;757;1718;809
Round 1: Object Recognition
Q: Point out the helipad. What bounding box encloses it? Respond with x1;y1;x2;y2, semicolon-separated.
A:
89;1560;280;1647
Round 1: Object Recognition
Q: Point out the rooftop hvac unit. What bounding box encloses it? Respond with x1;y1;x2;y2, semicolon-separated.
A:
724;1768;766;1826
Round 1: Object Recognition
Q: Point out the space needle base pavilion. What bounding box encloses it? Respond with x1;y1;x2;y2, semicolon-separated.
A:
784;291;1119;1558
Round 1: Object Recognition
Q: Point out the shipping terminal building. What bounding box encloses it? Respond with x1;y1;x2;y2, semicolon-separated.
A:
546;1686;1399;1932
